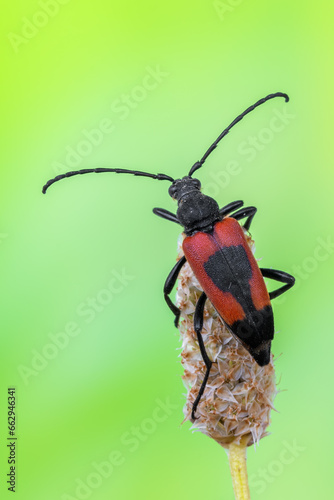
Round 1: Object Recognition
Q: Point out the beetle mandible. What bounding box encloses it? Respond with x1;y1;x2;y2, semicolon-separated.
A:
43;92;295;419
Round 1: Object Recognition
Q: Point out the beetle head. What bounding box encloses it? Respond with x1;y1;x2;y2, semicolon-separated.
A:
168;176;201;201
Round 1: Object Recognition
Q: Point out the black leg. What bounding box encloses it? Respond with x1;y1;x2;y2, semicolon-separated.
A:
192;292;213;420
230;206;257;231
164;256;186;327
261;268;295;300
219;200;244;218
153;207;180;224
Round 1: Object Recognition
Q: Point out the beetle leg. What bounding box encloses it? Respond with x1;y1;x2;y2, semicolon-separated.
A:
153;207;180;224
219;200;244;218
260;268;295;300
230;206;257;231
191;292;213;420
164;256;187;327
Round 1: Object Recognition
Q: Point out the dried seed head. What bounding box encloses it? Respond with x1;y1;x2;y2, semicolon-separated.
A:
176;231;277;448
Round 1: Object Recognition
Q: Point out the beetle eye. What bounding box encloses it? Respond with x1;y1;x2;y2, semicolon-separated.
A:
168;184;178;198
193;179;201;190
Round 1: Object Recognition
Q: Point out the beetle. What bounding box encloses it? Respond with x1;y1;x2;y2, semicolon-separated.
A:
43;92;295;419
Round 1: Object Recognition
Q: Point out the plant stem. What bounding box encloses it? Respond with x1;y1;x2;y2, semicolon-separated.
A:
228;435;251;500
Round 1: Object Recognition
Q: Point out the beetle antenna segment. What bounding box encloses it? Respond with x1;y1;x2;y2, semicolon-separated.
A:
188;92;289;177
42;168;174;193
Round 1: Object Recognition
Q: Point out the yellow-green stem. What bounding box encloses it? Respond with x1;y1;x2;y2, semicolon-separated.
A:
228;436;251;500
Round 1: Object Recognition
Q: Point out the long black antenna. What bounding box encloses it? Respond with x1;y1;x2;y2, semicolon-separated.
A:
42;168;174;194
188;92;289;177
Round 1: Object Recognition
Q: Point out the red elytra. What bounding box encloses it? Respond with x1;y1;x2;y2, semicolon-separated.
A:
183;217;273;360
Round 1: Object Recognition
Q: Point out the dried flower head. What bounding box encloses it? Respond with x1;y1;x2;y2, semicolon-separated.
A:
176;230;277;449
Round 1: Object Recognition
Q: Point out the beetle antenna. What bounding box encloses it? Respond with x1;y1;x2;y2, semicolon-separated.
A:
42;168;174;194
188;92;289;177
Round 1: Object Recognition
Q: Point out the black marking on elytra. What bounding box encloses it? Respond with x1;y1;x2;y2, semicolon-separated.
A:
250;340;272;366
204;245;253;314
204;245;274;359
232;305;274;364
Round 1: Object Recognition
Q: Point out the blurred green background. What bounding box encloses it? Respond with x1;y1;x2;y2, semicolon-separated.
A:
1;1;333;498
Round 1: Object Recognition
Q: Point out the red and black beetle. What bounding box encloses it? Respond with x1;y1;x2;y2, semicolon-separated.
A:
43;92;295;419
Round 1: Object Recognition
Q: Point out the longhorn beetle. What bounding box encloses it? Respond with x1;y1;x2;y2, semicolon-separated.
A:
43;92;295;420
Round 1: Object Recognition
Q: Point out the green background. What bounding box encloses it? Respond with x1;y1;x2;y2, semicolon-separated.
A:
1;1;333;498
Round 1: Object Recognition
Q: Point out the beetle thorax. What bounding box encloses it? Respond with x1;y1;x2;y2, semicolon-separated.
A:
168;176;220;235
